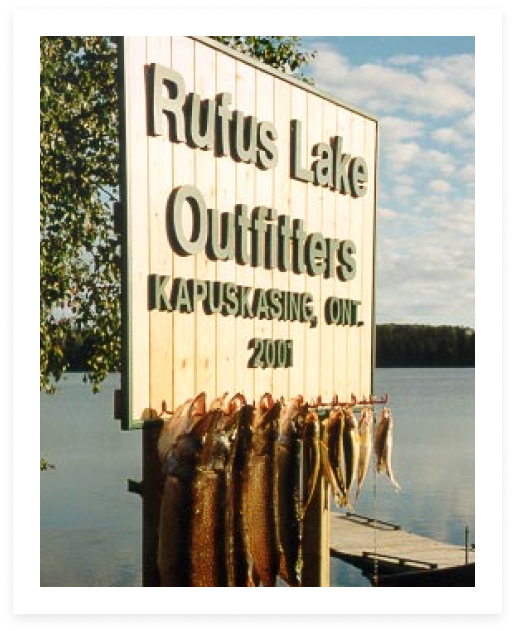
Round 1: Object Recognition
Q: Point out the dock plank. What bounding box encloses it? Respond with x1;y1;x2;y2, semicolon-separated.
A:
330;512;474;571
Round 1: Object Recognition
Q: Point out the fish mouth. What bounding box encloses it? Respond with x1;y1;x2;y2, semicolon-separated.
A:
254;393;281;430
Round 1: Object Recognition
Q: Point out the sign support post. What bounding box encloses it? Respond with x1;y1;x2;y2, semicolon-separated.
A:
302;471;330;586
141;421;162;587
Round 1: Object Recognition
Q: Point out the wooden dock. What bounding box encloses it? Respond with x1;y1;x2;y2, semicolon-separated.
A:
330;512;474;584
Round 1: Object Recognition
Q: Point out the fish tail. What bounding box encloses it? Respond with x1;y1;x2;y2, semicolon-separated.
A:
390;476;402;491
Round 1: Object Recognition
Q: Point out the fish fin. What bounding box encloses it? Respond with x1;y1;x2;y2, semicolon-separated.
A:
209;392;229;411
228;393;246;413
390;477;402;492
320;442;346;507
301;438;320;518
181;392;207;435
251;565;261;587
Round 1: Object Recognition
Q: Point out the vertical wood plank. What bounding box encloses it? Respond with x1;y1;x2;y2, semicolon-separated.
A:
253;70;274;399
334;106;353;400
214;50;237;400
359;118;378;399
271;77;291;401
289;88;308;399
170;37;196;405
347;113;365;398
193;40;218;405
147;36;174;417
234;59;256;401
304;93;322;403
319;100;337;402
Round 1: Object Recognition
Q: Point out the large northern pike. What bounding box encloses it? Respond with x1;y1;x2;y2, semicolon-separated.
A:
374;407;401;491
189;403;228;586
355;407;373;501
246;393;282;586
277;396;306;586
157;393;210;586
223;394;254;586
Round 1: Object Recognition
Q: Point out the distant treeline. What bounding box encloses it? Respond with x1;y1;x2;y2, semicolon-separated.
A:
376;324;474;367
61;324;474;372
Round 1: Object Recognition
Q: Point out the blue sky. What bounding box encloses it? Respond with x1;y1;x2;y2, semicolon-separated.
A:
303;37;475;327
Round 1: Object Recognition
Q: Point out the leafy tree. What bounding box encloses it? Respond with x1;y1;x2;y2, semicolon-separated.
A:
40;36;120;393
211;37;316;82
40;458;55;472
376;324;475;367
40;36;316;393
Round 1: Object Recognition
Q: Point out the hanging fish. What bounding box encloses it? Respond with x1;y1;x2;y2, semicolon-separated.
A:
189;401;229;586
301;410;321;517
157;393;210;587
276;396;306;587
342;406;360;507
375;407;401;491
224;394;254;587
322;408;347;506
246;393;282;586
355;407;374;501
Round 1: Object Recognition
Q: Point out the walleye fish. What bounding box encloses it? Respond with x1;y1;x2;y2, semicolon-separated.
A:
322;409;347;506
301;410;320;517
342;407;360;507
355;407;373;501
246;393;282;586
157;393;209;587
375;407;401;491
277;396;306;586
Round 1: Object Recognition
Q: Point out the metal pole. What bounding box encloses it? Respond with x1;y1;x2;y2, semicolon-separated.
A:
465;526;469;565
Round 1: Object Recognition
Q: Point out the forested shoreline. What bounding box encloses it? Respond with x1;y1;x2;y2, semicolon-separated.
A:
59;324;474;373
375;324;474;367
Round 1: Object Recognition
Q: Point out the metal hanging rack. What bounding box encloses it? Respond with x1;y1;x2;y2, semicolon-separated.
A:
306;393;389;417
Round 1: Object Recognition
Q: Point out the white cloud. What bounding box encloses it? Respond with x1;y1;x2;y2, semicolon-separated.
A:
381;116;425;143
422;54;475;92
375;191;475;326
425;149;455;175
312;45;473;191
459;164;475;185
382;140;421;174
463;112;475;131
378;207;398;220
311;44;474;119
309;40;475;326
432;127;467;146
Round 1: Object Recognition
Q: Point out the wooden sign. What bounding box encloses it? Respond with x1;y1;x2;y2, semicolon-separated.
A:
119;36;378;430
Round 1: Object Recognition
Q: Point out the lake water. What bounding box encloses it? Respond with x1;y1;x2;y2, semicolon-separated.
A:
40;368;474;587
